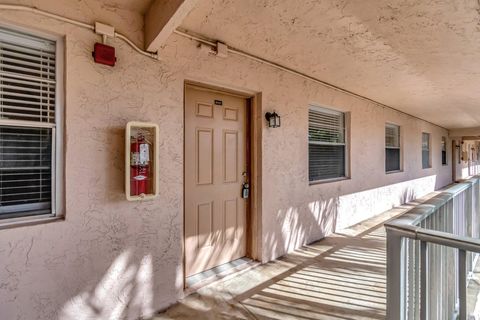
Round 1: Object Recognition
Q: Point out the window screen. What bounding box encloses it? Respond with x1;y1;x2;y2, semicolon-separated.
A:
0;27;57;219
422;133;431;169
308;107;346;182
386;124;400;172
441;137;447;165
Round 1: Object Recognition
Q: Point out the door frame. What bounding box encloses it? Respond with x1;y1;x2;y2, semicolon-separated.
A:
182;80;262;288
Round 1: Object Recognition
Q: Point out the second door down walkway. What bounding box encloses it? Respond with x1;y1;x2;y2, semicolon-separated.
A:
156;195;438;320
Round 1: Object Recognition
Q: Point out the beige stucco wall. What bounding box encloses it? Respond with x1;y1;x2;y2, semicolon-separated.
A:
0;2;452;319
261;98;451;260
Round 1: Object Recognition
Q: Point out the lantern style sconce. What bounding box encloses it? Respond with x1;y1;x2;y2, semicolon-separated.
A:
265;111;281;128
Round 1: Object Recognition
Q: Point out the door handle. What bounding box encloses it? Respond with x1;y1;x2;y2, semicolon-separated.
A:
241;172;249;199
242;182;250;199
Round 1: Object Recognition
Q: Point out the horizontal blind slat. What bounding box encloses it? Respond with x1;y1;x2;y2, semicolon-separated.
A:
0;90;55;101
0;112;55;120
2;197;51;204
1;97;55;107
308;106;346;181
0;27;57;219
0;43;55;59
309;108;345;145
0;28;56;52
0;43;56;61
0;56;56;72
0;63;55;79
386;124;400;148
386;148;400;172
0;48;55;63
422;133;430;168
0;27;57;126
1;178;50;183
0;71;56;85
0;125;52;217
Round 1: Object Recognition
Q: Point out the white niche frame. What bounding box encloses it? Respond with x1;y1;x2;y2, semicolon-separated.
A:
125;121;159;201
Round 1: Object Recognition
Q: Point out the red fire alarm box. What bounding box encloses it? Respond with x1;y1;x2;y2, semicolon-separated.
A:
92;42;116;66
126;122;159;201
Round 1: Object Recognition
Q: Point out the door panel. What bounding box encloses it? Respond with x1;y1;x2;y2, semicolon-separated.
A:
185;85;248;277
224;198;238;242
197;202;213;248
196;128;214;185
223;130;238;183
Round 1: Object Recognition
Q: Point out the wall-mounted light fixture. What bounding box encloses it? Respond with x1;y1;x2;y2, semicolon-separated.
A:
265;111;281;128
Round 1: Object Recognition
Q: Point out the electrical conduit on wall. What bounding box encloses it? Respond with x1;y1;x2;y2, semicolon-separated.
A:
0;3;456;134
0;4;158;59
172;28;448;131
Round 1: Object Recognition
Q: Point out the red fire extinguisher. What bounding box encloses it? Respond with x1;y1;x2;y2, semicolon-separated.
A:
130;132;150;196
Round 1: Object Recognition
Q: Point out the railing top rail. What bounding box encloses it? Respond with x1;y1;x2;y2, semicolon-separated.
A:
386;223;480;252
385;176;479;248
385;176;479;228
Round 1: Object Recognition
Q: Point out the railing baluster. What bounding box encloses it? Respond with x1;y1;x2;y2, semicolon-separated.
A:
407;239;414;319
385;177;480;319
387;229;406;320
414;240;421;319
447;199;455;317
458;249;467;320
420;240;428;320
441;244;446;319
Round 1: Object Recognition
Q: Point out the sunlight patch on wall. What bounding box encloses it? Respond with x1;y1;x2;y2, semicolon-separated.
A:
336;175;437;230
59;250;154;320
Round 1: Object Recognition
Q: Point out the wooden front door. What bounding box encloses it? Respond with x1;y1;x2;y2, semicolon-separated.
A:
184;85;248;277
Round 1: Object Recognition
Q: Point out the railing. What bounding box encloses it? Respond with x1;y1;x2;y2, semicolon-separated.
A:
385;176;480;320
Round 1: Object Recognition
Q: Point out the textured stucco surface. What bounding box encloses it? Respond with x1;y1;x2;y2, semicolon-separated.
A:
0;1;453;319
0;0;146;46
181;0;480;129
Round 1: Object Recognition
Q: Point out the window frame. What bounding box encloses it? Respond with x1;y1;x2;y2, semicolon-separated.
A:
422;132;432;169
441;136;448;166
385;123;402;173
0;23;64;228
308;105;350;184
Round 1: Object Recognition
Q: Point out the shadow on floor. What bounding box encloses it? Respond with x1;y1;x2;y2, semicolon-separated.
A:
155;201;428;320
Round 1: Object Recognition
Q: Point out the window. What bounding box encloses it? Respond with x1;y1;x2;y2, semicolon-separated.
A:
457;144;461;164
308;106;347;182
0;26;62;222
422;133;431;169
441;136;447;165
385;124;401;172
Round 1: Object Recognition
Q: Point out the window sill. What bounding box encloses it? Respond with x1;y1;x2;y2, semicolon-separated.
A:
0;215;64;231
386;170;403;175
309;176;350;185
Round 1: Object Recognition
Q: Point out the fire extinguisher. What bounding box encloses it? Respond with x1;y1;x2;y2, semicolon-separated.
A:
130;132;150;196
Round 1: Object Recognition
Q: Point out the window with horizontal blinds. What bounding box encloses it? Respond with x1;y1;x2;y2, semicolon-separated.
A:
308;107;346;182
441;136;447;165
0;126;52;218
386;124;401;172
422;133;431;169
0;28;56;123
0;27;57;220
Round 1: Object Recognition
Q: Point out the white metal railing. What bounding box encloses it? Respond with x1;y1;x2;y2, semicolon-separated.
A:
385;176;480;320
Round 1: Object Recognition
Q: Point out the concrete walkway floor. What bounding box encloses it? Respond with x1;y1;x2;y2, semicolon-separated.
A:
154;202;426;320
